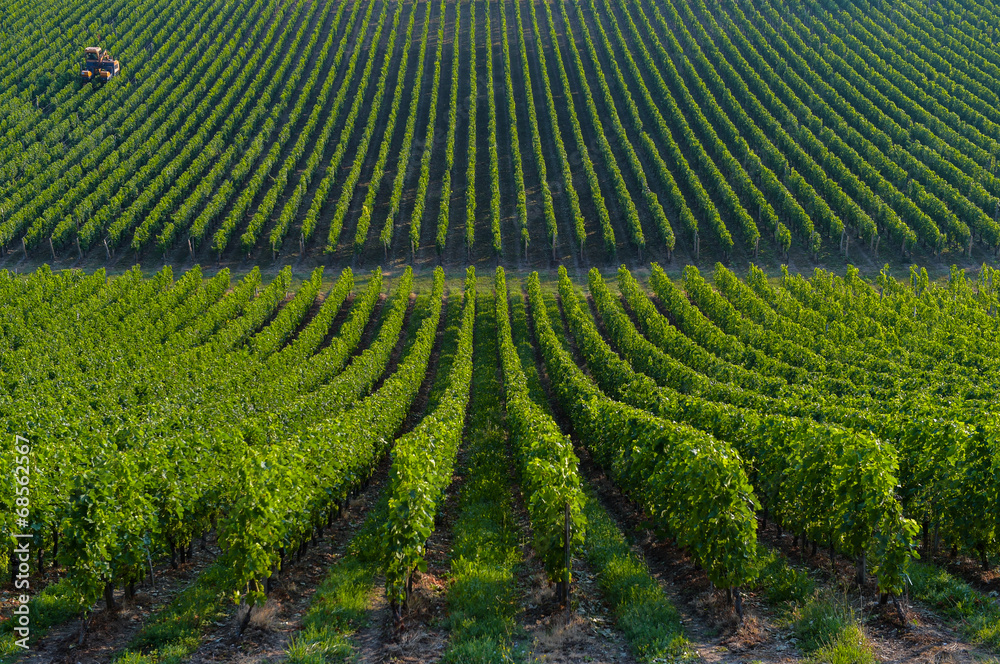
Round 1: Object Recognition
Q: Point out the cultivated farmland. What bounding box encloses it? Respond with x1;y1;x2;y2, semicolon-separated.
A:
6;0;1000;269
5;0;1000;660
0;262;998;662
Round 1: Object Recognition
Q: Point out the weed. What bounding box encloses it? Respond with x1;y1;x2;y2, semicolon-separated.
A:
751;545;815;607
908;562;1000;651
792;595;876;664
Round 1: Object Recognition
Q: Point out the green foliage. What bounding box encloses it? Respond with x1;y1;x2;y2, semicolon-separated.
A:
495;267;586;584
436;0;462;255
325;0;408;252
539;267;757;588
409;0;450;255
908;563;1000;650
749;546;814;606
383;268;477;604
223;267;444;606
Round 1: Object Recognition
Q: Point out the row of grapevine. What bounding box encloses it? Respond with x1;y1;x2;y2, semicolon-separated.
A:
19;0;266;251
251;267;324;357
0;0;249;248
714;0;914;252
801;3;995;249
497;0;529;253
222;268;446;607
266;267;354;369
270;268;418;438
182;0;328;250
12;266;310;604
434;0;462;255
523;0;586;255
115;0;309;252
81;0;293;253
266;0;378;254
684;0;877;247
18;0;1000;264
525;267;756;588
509;0;558;256
78;0;279;251
648;0;826;252
605;0;760;254
555;0;649;257
380;0;441;253
484;0;502;255
737;2;944;251
616;266;785;396
239;0;374;255
134;0;328;253
324;0;412;252
538;0;615;256
234;2;362;255
568;267;917;595
383;267;476;608
299;0;393;244
353;0;434;255
650;262;1000;566
563;0;660;254
407;0;449;256
0;0;183;163
583;0;702;255
782;5;970;249
494;266;585;586
464;0;478;254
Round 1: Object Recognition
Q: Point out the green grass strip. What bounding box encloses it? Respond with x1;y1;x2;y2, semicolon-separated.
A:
580;486;692;662
439;292;525;663
909;562;1000;652
792;596;877;664
113;558;235;663
283;500;387;663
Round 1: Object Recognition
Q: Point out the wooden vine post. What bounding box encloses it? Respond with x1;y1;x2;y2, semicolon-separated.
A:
563;502;571;606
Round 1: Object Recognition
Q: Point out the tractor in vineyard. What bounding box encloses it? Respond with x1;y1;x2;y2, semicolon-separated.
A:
80;47;120;84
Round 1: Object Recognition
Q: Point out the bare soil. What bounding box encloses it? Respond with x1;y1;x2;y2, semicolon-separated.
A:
18;534;221;664
184;460;392;664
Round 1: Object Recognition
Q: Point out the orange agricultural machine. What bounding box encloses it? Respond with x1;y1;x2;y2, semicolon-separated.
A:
81;47;119;84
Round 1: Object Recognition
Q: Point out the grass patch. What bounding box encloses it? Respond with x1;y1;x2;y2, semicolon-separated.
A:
284;499;388;664
439;293;525;663
581;487;692;662
792;596;876;664
111;560;234;663
750;545;815;607
908;561;1000;651
0;577;89;661
807;623;876;664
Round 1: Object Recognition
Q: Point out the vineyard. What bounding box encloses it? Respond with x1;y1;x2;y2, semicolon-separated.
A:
7;0;1000;659
8;0;1000;269
0;261;997;662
